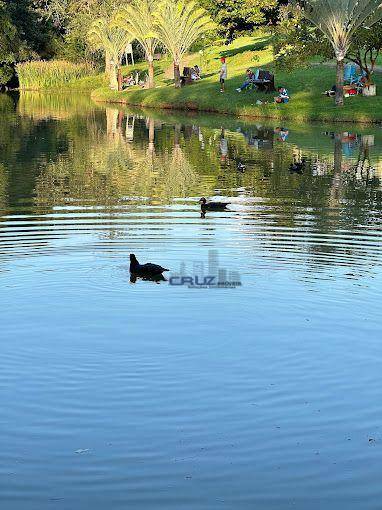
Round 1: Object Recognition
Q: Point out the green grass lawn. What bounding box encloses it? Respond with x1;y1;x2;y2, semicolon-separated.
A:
87;33;382;124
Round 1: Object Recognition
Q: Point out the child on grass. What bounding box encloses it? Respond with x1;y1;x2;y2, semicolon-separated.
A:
219;57;227;93
274;87;290;103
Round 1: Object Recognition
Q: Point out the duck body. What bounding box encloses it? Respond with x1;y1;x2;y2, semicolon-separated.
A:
129;254;169;275
199;197;230;211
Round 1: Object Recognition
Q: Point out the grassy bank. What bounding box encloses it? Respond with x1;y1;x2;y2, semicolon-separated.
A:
91;34;382;124
16;56;169;92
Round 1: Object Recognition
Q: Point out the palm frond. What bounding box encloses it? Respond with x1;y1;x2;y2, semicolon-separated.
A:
113;0;159;60
154;0;215;62
88;17;131;62
300;0;382;57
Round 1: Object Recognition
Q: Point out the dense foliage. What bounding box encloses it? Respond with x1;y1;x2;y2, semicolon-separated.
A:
272;5;331;71
0;0;57;85
0;0;134;85
199;0;277;40
349;24;382;81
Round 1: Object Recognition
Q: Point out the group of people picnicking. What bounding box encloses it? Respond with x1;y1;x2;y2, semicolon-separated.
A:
323;63;369;97
123;56;290;103
219;57;290;104
190;65;201;81
122;58;372;105
122;71;147;89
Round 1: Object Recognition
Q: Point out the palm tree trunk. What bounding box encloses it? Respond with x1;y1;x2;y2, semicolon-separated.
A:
108;63;118;90
117;66;122;91
105;51;110;74
174;61;181;88
148;57;154;89
335;57;344;107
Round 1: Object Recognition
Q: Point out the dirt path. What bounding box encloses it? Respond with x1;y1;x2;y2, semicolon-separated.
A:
321;60;382;73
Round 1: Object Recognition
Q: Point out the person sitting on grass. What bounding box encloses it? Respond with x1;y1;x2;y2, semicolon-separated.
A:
236;69;259;92
191;65;201;80
322;85;336;97
274;86;289;104
140;73;149;88
123;74;135;87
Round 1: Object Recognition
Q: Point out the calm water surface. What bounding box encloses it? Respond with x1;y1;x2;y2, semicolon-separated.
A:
1;92;382;509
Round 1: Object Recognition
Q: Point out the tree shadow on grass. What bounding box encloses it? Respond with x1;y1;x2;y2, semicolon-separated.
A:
220;39;269;59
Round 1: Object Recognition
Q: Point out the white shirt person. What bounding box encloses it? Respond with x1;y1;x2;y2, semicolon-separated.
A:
219;57;227;93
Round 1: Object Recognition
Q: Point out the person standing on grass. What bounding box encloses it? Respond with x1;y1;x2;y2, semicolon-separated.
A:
219;57;227;93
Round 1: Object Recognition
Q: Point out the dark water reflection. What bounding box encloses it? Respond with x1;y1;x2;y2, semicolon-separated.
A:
1;92;382;510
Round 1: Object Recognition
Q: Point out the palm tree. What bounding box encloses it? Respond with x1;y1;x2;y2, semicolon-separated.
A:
88;18;131;90
301;0;382;106
154;0;215;88
114;0;159;89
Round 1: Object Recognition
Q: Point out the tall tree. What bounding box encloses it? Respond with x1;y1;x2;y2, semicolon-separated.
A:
41;0;129;63
300;0;382;106
348;24;382;82
88;18;131;90
272;5;330;71
0;1;17;84
114;0;159;89
198;0;276;40
274;5;382;84
0;0;56;85
155;0;214;88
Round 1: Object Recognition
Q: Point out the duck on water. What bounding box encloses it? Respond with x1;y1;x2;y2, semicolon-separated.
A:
199;197;230;211
129;254;169;276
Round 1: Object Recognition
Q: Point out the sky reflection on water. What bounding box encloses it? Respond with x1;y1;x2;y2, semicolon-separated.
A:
0;92;382;510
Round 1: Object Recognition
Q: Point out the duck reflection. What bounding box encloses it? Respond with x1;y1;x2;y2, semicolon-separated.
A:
130;273;168;284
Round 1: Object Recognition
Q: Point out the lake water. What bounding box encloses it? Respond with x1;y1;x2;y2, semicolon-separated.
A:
1;91;382;510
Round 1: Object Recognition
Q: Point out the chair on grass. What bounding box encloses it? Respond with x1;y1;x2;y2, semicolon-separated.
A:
255;70;276;93
180;67;193;87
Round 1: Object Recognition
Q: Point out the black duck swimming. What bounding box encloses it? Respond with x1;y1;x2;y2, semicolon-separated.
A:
129;254;169;276
199;197;230;211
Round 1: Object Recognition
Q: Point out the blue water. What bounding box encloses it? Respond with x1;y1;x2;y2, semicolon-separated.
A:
0;92;382;509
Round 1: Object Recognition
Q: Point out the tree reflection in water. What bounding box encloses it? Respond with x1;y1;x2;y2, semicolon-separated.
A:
0;91;381;277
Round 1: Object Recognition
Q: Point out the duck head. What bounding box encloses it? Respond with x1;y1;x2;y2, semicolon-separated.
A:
199;197;207;205
130;253;138;263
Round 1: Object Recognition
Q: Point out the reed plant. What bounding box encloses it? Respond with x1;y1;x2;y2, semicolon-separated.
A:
16;60;94;90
